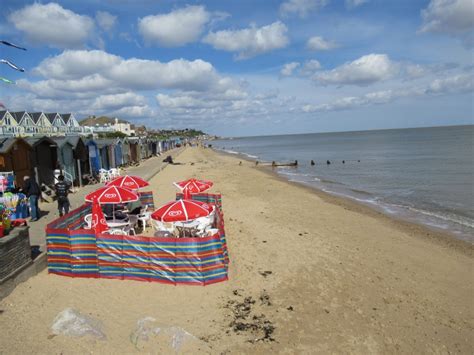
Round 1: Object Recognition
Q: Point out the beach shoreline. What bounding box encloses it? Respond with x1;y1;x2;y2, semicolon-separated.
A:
215;147;473;252
0;146;472;354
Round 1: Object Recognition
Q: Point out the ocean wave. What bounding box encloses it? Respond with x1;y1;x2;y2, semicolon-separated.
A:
406;206;474;229
277;170;313;178
243;153;259;159
223;149;240;155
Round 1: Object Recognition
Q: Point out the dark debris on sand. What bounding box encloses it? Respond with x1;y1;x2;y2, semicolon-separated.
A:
224;291;276;343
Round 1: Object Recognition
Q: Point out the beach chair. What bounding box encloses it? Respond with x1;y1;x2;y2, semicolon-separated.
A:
84;214;92;229
152;220;176;234
136;205;150;231
121;224;136;235
109;168;120;179
99;169;110;183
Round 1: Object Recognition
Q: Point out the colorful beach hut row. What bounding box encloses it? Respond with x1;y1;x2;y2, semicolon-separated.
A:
0;136;180;187
86;136;178;173
45;192;228;285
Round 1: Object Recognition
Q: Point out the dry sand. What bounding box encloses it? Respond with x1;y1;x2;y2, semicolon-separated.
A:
0;147;472;354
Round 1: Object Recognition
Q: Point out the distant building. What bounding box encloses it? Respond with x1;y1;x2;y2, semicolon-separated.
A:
83;117;135;136
0;110;83;137
113;118;135;136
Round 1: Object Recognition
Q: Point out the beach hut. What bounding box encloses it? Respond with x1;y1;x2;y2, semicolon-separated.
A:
121;138;130;166
52;136;89;186
0;138;33;186
107;140;116;168
25;136;58;186
86;139;100;175
146;139;154;157
95;139;111;170
52;137;75;185
67;136;89;186
151;139;158;155
140;138;148;160
114;138;123;166
129;137;139;164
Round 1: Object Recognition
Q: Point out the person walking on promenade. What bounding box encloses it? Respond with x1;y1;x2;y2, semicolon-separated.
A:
22;175;41;221
54;175;72;217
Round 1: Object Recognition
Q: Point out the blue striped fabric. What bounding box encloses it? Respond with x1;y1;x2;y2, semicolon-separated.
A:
139;191;155;210
70;230;98;277
46;232;72;276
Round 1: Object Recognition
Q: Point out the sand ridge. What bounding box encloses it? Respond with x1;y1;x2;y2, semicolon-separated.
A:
0;147;472;354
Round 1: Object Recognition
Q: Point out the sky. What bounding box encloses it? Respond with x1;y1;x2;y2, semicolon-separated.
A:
0;0;473;136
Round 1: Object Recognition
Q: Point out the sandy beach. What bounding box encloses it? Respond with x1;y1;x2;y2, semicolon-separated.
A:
0;146;472;354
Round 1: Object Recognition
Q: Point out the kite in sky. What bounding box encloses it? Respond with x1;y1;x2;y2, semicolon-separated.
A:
0;102;5;109
0;40;27;51
0;77;15;84
1;59;25;72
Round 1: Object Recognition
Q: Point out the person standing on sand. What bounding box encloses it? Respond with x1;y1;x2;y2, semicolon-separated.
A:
54;175;72;217
22;175;41;221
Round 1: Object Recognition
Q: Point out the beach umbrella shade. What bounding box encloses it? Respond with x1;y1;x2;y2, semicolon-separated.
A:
151;199;213;222
173;178;213;193
91;198;109;234
85;185;139;204
107;175;149;190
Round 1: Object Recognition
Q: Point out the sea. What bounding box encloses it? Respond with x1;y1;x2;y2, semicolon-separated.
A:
211;125;474;242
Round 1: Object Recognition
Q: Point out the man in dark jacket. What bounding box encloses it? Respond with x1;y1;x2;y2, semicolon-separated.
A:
22;175;41;221
54;175;72;217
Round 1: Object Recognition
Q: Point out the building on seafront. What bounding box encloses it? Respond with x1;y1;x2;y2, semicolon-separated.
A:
83;118;135;136
0;110;84;137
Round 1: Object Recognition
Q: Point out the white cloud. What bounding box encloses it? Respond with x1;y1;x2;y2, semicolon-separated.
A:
302;71;473;113
427;73;474;93
280;0;329;18
138;5;210;46
345;0;370;9
155;90;280;127
17;75;119;100
301;59;322;75
306;36;338;51
106;58;219;91
109;105;155;119
281;62;300;76
16;48;254;124
281;60;322;77
91;92;147;110
8;3;94;48
420;0;474;34
34;50;121;79
313;54;398;86
33;49;222;92
96;11;117;33
203;21;289;59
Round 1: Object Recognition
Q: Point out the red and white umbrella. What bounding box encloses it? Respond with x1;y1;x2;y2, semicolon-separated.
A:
151;199;213;222
85;185;139;204
106;175;149;190
173;178;213;193
91;198;109;234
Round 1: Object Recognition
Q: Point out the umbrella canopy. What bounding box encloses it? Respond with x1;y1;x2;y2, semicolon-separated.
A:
173;178;213;193
151;199;213;222
85;185;139;204
91;198;109;234
107;175;149;190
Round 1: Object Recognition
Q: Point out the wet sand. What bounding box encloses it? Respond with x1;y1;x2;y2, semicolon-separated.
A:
0;147;472;354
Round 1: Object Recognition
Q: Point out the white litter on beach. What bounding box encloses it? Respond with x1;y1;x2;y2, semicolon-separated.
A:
51;308;106;340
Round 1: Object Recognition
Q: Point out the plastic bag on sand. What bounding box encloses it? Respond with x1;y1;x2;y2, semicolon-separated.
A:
130;317;198;352
51;308;106;340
